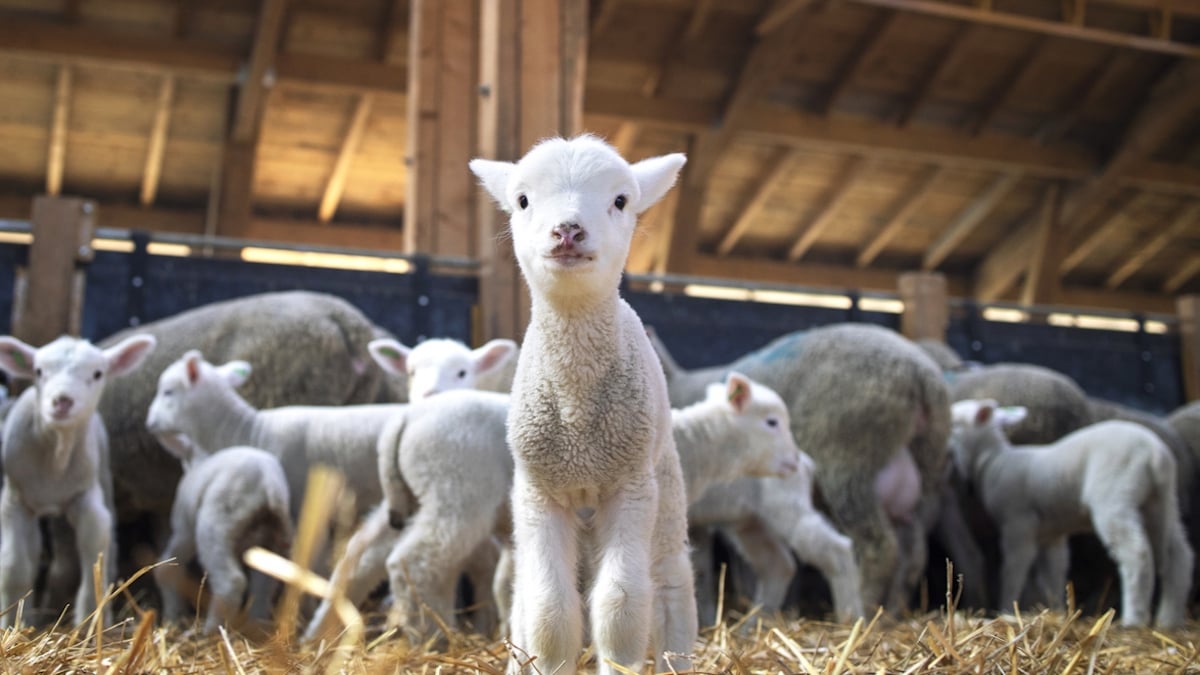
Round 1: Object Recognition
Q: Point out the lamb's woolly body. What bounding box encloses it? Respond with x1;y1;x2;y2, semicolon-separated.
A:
951;402;1194;627
1087;397;1195;510
0;334;155;628
99;291;386;519
651;322;950;612
155;444;291;633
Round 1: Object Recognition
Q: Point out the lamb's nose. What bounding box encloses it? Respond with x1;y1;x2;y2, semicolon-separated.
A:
51;394;73;414
552;223;585;244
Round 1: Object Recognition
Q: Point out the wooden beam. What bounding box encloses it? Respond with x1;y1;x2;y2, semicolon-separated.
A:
274;53;407;95
684;0;717;40
46;65;71;197
1035;49;1120;143
691;252;968;295
896;27;972;128
663;151;708;274
787;155;869;261
856;164;945;267
1178;295;1200;401
611;122;641;158
1059;190;1141;275
898;271;948;341
318;93;374;223
922;171;1022;270
139;75;175;207
1166;255;1200;293
231;0;288;143
1020;182;1063;305
591;0;622;35
1107;200;1200;289
974;207;1041;301
841;0;1200;58
15;196;96;347
214;140;256;236
822;10;898;116
757;0;817;35
970;36;1046;136
716;147;800;256
1119;160;1200;197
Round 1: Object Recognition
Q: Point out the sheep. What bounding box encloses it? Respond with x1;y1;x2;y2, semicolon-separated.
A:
648;322;950;614
470;135;693;674
368;336;517;399
148;435;291;634
0;333;156;628
949;398;1194;627
303;371;802;646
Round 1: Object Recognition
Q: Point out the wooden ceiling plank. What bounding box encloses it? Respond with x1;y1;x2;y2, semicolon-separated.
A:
922;171;1022;270
1020;182;1064;305
841;0;1200;58
757;0;818;36
1035;49;1121;143
716;147;800;256
1107;200;1200;288
1099;0;1200;17
611;122;641;158
1120;160;1200;196
822;10;899;116
856;164;946;267
971;36;1046;136
139;75;176;207
896;26;973;128
46;66;71;198
787;155;869;261
231;0;289;143
1165;255;1200;293
318;93;375;223
1059;190;1142;274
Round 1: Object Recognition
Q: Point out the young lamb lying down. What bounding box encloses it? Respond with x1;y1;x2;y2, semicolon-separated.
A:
147;435;291;634
950;399;1194;627
0;333;156;628
471;135;692;674
302;371;801;647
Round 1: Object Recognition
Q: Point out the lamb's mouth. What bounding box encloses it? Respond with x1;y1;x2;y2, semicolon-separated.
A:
545;252;594;267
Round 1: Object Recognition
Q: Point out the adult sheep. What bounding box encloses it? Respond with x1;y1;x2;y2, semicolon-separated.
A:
649;323;950;612
97;290;389;520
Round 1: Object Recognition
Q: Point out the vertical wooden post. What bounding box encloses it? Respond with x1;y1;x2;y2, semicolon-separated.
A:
1020;182;1063;307
405;0;480;258
13;196;95;347
474;0;587;342
1177;295;1200;401
898;271;948;342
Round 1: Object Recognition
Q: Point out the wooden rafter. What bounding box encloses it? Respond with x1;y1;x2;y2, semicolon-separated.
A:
1020;182;1063;305
318;94;374;223
787;155;869;261
971;36;1046;136
842;0;1200;58
63;0;83;23
896;26;972;128
922;171;1022;270
684;0;717;40
973;205;1041;301
1166;255;1200;293
376;0;406;62
757;0;819;35
856;164;946;267
1107;200;1200;288
46;65;71;197
822;10;898;116
591;0;622;35
1059;191;1143;275
1034;49;1121;143
716;147;800;256
139;75;176;207
231;0;288;143
611;122;641;158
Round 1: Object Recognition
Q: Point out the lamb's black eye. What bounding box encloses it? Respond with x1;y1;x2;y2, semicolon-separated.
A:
766;417;779;428
517;195;529;210
457;369;468;379
93;370;103;381
614;195;627;211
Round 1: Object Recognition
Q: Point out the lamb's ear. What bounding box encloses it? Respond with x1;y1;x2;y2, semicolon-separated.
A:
217;361;252;388
369;338;412;376
104;334;157;378
974;401;995;426
995;406;1028;428
472;339;517;376
0;336;38;380
469;159;515;212
183;350;205;386
630;153;687;214
725;372;752;413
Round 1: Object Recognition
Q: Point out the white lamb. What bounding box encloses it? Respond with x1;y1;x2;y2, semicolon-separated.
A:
149;433;291;634
369;336;518;399
0;333;156;628
949;398;1194;627
472;135;691;674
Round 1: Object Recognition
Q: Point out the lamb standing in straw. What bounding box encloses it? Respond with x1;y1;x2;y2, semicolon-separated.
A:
471;135;692;674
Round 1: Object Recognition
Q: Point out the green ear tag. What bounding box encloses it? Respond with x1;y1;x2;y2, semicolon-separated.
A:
728;383;746;403
380;347;403;360
8;349;27;370
235;366;251;379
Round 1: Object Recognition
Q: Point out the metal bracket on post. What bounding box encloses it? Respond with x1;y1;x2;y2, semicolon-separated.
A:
412;254;432;343
126;230;151;328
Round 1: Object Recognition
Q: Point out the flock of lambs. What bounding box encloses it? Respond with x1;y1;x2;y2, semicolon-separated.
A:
0;136;1196;674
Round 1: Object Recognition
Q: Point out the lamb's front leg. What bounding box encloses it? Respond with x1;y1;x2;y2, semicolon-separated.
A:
997;518;1039;614
508;475;582;675
66;485;113;627
0;492;41;629
590;476;658;675
154;530;198;624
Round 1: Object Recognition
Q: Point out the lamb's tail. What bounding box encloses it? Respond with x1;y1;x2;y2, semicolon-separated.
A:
377;410;414;526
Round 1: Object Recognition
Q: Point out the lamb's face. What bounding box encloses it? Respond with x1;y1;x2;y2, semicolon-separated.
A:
708;373;802;478
0;333;155;431
370;337;516;400
470;135;686;303
146;351;250;451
